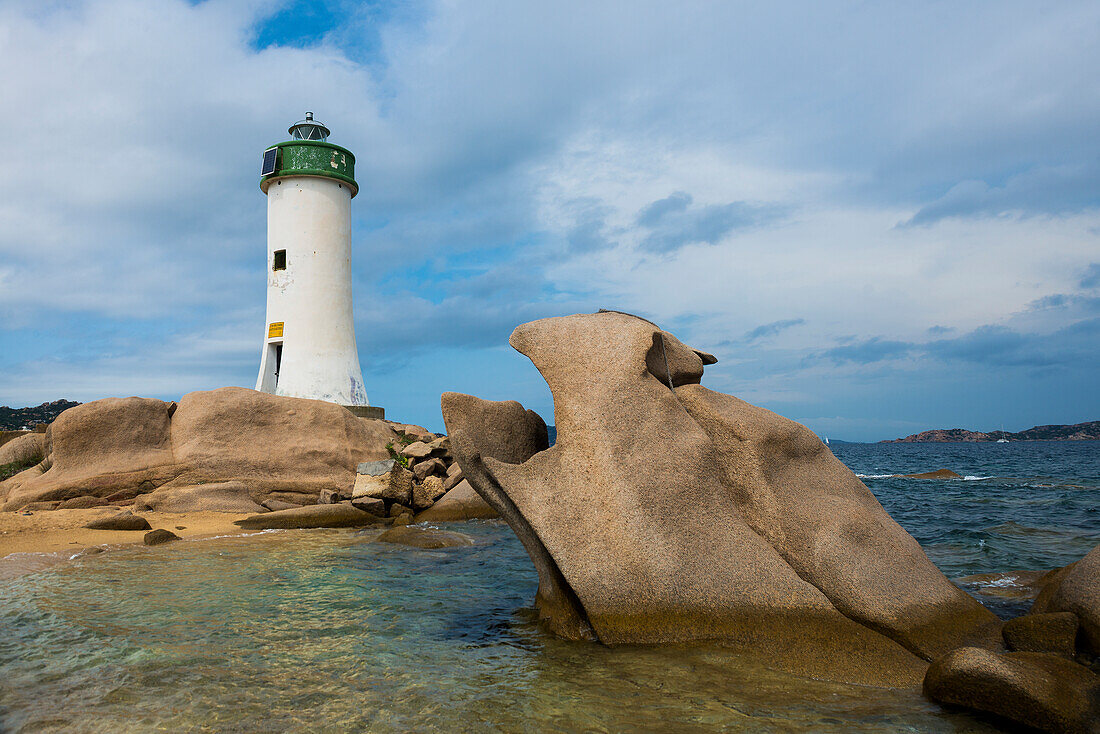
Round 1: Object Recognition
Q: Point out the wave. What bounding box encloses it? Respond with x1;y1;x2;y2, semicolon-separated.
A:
0;529;286;582
953;569;1049;600
856;472;995;480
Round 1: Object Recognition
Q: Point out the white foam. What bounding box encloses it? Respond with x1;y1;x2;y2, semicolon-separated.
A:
983;575;1019;588
856;473;895;479
182;528;286;542
963;475;994;481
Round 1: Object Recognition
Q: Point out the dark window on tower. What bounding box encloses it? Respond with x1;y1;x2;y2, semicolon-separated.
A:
273;250;287;271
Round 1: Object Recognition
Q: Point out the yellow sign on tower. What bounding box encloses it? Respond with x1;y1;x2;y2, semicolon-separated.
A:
268;322;284;338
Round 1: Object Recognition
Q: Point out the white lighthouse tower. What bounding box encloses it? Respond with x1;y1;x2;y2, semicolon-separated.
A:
255;113;382;418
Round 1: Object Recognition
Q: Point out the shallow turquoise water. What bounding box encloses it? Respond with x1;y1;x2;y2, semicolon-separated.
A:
1;441;1096;732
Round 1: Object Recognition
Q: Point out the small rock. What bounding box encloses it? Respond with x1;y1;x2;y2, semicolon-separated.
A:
411;476;447;511
349;496;386;516
357;459;395;476
388;503;413;518
414;480;499;522
413;458;446;481
85;511;152;531
446;462;462;478
1031;544;1100;657
396;424;434;442
354;464;413;505
428;436;450;453
1003;612;1080;657
144;529;180;546
443;470;464;492
381;465;414;505
400;441;433;460
924;647;1100;734
374;526;474;549
391;513;413;527
319;488;339;505
429;476;449;500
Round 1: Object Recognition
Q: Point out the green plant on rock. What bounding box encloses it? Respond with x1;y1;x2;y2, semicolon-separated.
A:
0;458;38;482
385;442;410;468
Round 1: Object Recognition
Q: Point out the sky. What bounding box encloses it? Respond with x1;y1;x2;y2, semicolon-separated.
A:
0;0;1097;441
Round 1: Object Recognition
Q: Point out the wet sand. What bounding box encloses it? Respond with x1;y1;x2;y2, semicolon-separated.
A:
0;508;255;558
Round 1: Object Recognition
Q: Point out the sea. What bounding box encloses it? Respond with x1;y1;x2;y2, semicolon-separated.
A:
0;441;1096;733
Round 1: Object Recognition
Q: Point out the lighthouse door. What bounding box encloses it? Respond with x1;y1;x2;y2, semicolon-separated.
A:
258;341;283;393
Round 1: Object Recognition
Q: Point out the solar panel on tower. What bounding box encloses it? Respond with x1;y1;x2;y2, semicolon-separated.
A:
260;147;278;176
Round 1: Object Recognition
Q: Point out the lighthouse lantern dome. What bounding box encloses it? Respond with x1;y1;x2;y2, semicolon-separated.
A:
260;113;357;197
288;111;330;141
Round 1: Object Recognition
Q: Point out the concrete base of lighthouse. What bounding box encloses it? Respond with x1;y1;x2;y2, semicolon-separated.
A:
345;405;385;420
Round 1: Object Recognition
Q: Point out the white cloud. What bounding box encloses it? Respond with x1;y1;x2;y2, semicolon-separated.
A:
1;0;1097;438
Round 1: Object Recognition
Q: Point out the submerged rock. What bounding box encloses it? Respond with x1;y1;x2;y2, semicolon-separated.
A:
234;503;384;530
924;647;1100;734
441;312;999;686
953;569;1055;601
85;510;151;531
900;469;962;479
374;526;474;549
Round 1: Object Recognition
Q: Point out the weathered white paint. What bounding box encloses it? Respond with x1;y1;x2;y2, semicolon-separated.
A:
255;175;369;406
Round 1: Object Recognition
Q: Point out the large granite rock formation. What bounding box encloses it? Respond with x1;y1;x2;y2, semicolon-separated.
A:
441;312;1000;686
1;388;394;511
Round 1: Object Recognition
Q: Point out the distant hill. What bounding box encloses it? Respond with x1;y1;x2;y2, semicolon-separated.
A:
884;421;1100;443
0;399;82;430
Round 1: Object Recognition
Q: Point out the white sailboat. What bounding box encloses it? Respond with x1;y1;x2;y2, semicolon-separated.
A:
996;424;1009;443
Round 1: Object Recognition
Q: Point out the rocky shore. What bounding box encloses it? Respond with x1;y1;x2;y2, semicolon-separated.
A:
0;387;494;524
0;387;497;560
2;312;1098;733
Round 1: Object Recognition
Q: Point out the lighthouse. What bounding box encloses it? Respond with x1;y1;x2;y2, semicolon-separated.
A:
254;113;381;418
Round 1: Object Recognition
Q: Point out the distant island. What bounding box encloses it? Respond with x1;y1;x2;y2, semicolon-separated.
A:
0;399;82;431
884;421;1100;443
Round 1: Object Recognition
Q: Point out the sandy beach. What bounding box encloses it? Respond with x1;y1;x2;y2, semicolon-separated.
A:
0;508;256;558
